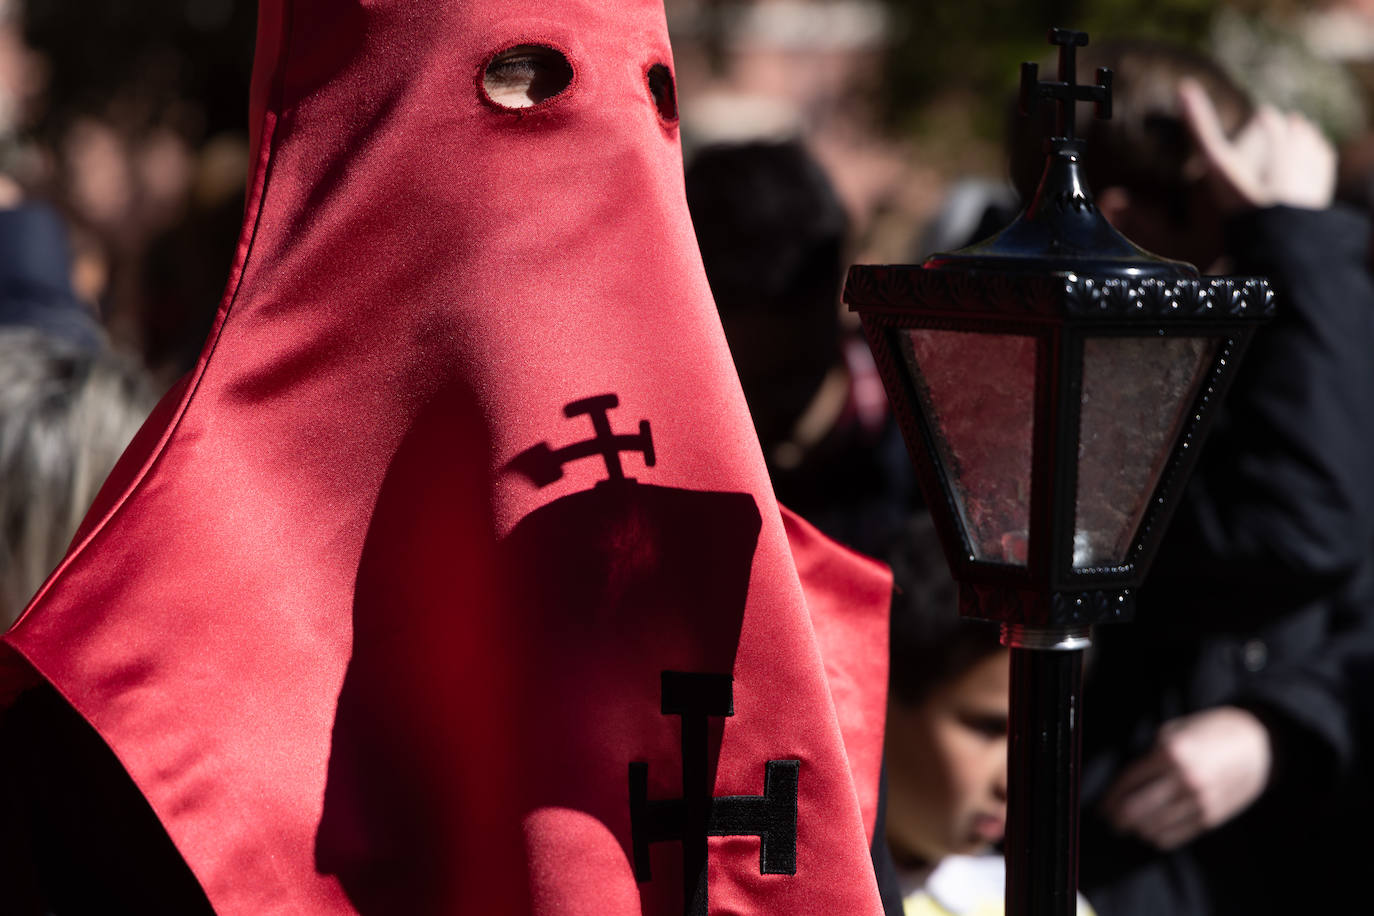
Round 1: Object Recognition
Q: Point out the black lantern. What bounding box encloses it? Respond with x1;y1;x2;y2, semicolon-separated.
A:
844;29;1272;916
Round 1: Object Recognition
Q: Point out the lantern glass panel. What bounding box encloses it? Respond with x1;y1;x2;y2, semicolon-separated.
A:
1072;335;1219;568
901;328;1036;566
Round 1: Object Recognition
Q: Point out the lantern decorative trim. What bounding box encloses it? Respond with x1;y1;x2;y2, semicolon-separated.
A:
845;269;1273;321
1060;276;1273;318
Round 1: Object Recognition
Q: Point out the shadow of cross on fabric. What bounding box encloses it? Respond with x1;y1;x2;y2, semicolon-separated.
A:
503;394;795;916
507;394;655;486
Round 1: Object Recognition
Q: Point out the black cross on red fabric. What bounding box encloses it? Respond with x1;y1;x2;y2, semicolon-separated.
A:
1020;28;1113;141
629;672;799;916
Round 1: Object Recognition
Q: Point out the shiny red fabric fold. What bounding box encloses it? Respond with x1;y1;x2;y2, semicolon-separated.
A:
2;2;891;913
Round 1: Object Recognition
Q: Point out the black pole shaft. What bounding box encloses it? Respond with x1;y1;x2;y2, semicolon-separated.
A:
1005;645;1085;916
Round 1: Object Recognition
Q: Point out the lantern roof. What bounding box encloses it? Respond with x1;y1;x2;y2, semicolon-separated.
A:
926;140;1197;282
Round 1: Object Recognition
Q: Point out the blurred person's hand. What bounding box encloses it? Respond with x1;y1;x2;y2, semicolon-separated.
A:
1180;77;1336;214
1099;705;1272;851
0;173;18;208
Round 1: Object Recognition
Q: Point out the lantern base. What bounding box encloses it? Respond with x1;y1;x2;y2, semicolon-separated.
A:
1000;623;1092;651
959;582;1135;628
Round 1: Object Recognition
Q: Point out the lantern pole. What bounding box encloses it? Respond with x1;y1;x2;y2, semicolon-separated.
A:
1002;626;1089;916
1003;32;1110;914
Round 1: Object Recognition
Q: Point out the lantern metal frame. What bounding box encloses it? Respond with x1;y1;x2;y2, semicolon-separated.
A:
846;266;1272;629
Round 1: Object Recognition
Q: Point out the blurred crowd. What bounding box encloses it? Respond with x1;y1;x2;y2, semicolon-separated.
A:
5;1;1374;914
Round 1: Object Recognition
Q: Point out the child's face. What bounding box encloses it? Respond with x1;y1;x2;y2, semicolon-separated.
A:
884;649;1010;866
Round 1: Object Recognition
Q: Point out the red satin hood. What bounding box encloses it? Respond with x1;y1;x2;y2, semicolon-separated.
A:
3;1;891;913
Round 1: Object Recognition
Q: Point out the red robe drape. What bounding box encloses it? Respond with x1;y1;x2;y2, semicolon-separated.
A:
2;2;891;912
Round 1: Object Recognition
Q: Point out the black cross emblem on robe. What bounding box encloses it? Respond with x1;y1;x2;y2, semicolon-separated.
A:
629;672;799;916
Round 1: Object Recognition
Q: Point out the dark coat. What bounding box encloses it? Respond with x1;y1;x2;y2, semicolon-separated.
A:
1079;205;1374;916
0;686;215;915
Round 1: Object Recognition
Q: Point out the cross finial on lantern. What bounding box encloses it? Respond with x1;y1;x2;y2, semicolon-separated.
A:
1020;28;1113;143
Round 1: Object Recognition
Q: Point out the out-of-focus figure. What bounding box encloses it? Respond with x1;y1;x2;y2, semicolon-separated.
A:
14;0;254;379
0;0;156;627
686;139;917;557
0;330;154;627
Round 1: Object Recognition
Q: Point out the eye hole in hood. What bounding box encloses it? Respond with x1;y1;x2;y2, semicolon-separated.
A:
647;63;678;123
483;45;574;109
